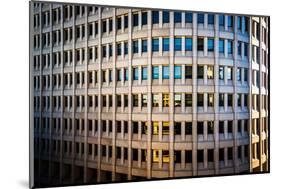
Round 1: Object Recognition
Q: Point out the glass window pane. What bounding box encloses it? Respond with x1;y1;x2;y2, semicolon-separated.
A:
227;67;232;80
208;38;214;51
219;66;224;80
142;39;147;52
133;67;138;80
174;65;182;79
152;94;159;107
228;40;233;54
185;94;192;107
163;66;169;79
197;66;204;79
133;40;138;53
185;12;193;23
174;94;181;107
228;15;233;27
163;94;169;107
163;11;169;23
174;11;182;23
197;13;204;24
208;14;214;25
163;37;170;51
207;66;214;79
142;12;147;25
152;66;159;79
197;38;204;51
219;15;224;26
152;38;159;52
219;39;224;53
174;37;182;51
142;67;147;80
125;68;128;81
237;68;241;81
152;11;159;24
185;38;192;51
133;13;138;27
185;66;192;79
197;94;204;106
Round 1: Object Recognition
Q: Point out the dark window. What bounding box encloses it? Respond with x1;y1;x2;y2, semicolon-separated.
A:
219;148;224;161
219;15;224;26
117;17;121;30
219;121;224;134
124;15;128;28
133;40;138;53
197;13;204;24
208;149;214;162
174;37;182;51
207;121;214;134
185;66;192;79
174;151;181;163
197;150;204;162
185;94;192;107
197;38;204;51
228;94;233;107
152;11;159;24
133;122;138;134
197;66;204;79
163;11;169;23
197;121;204;134
185;12;193;23
219;93;224;107
174;122;181;135
185;122;192;135
197;94;204;107
208;38;214;51
185;38;192;51
142;12;147;25
228;121;233;134
163;37;170;51
185;150;192;163
133;13;138;27
227;147;233;160
142;39;147;52
152;38;159;52
228;16;233;28
208;14;214;25
174;12;182;23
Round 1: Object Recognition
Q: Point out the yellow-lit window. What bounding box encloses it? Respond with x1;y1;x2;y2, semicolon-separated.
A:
163;94;169;107
162;122;169;135
207;66;214;79
208;93;214;106
152;94;159;107
153;150;159;162
152;121;159;135
152;150;170;163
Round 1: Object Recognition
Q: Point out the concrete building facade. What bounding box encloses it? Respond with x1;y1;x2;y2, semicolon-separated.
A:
30;1;269;187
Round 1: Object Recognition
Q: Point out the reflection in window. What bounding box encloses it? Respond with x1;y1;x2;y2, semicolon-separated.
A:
142;94;147;107
174;94;181;107
237;68;241;81
219;14;224;26
174;65;181;79
152;11;159;24
142;39;147;52
142;67;148;80
197;13;204;24
163;94;169;107
133;40;138;53
227;67;232;80
152;38;159;52
185;38;192;51
163;11;169;23
208;93;214;106
174;11;182;23
208;14;214;25
219;39;224;53
152;94;159;107
185;94;192;107
152;66;159;79
208;38;214;51
185;12;193;23
228;40;233;54
174;37;182;51
207;66;214;79
219;66;224;80
162;122;169;135
163;37;170;51
133;67;138;80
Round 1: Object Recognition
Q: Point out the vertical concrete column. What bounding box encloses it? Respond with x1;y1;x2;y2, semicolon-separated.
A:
138;11;142;30
169;11;175;177
192;12;198;176
159;11;163;28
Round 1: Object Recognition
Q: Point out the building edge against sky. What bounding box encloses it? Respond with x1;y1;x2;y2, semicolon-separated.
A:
29;1;269;187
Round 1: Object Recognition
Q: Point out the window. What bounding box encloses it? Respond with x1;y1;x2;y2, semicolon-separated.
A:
228;40;233;54
208;14;214;25
162;122;169;135
185;38;192;51
219;148;224;161
124;42;128;55
117;17;121;30
197;94;204;107
142;12;147;25
117;69;122;81
163;11;169;23
142;39;147;52
219;121;224;134
219;66;224;80
208;149;214;162
237;41;242;56
185;150;192;163
174;122;181;135
185;122;192;135
197;38;204;51
152;11;159;24
117;43;121;56
185;12;193;23
219;94;224;107
207;66;214;79
237;94;242;107
197;13;204;24
133;13;138;27
197;66;204;79
219;39;224;53
244;69;248;82
237;68;241;81
228;16;233;28
228;147;233;160
133;40;138;53
219;14;224;27
133;95;138;107
163;94;169;107
197;122;204;134
244;94;248;107
152;38;159;52
207;38;214;51
163;37;170;51
244;43;248;57
185;66;192;79
174;37;182;51
174;65;181;79
185;94;192;107
174;11;182;23
124;15;128;28
142;67;147;80
152;66;159;79
228;94;233;107
152;94;159;107
227;67;232;80
133;67;139;80
174;94;181;107
208;94;214;106
163;66;169;79
124;68;129;81
142;94;147;107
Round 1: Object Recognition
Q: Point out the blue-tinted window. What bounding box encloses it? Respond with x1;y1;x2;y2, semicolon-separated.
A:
208;14;214;25
117;43;122;55
174;66;182;79
185;38;192;51
174;37;182;51
152;66;159;79
125;68;129;81
133;13;138;27
185;12;193;23
142;67;147;80
237;41;242;56
208;38;214;51
163;66;169;79
142;39;147;52
133;40;138;53
152;11;159;24
219;39;224;53
228;16;233;28
124;42;128;55
197;13;204;24
124;15;128;28
228;40;233;54
174;12;182;23
163;38;170;51
152;38;159;52
142;12;147;25
118;69;122;81
219;15;224;26
244;43;248;57
237;16;241;30
133;67;138;80
163;11;170;23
